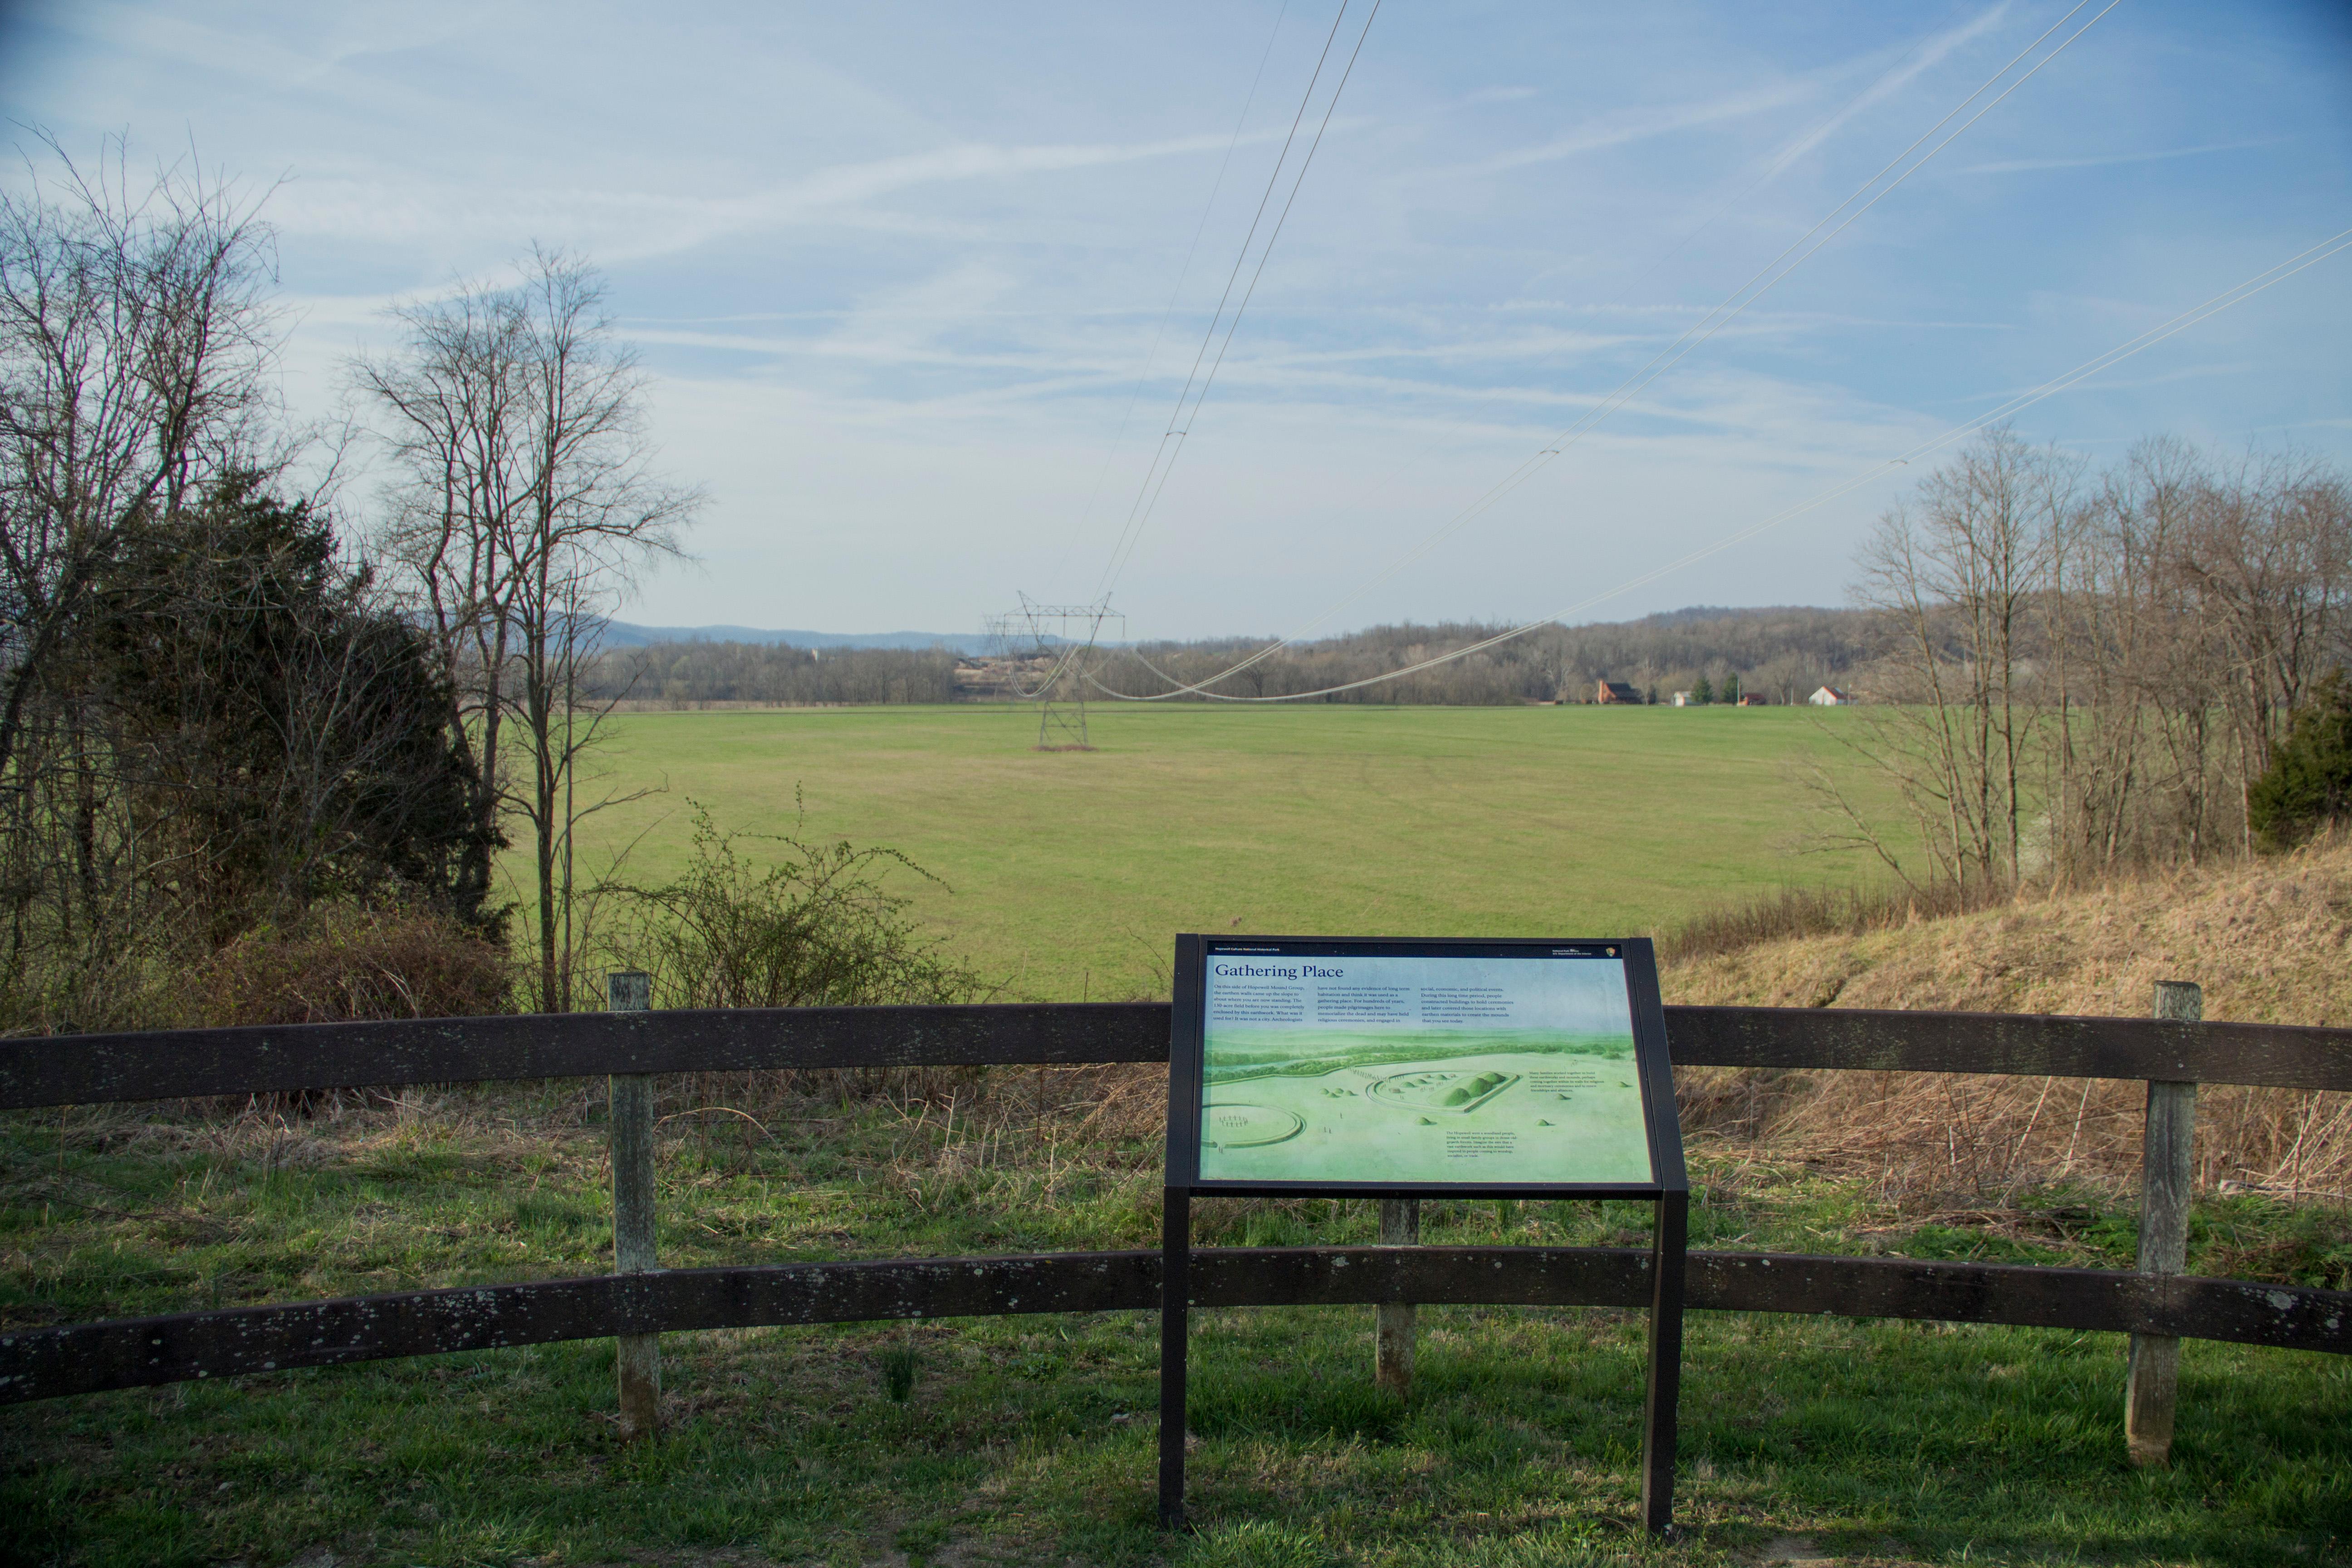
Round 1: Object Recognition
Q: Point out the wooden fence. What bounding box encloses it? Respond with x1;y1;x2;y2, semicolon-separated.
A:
3;999;2348;1453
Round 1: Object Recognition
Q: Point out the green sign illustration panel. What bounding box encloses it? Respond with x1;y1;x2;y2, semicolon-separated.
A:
1196;950;1653;1187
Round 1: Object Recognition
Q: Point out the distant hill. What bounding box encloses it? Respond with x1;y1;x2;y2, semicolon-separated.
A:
602;622;990;655
601;608;1840;657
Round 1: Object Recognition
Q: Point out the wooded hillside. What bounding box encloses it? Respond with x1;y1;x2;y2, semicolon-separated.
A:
580;604;1872;708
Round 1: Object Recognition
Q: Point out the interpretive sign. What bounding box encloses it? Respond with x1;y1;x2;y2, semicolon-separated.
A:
1158;935;1689;1537
1171;936;1678;1196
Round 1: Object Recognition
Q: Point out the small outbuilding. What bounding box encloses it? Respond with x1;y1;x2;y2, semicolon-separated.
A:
1808;685;1851;706
1595;680;1643;705
1737;693;1769;706
1671;690;1695;707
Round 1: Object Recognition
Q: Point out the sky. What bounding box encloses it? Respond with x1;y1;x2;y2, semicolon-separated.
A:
4;1;2349;642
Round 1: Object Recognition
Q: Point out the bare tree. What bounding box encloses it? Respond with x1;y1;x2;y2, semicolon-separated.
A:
0;134;279;784
2174;451;2352;851
2053;438;2224;868
1847;429;2072;890
1836;431;2352;888
357;249;698;1011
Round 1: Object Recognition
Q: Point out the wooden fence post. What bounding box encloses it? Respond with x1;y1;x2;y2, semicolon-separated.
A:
607;970;660;1441
2126;979;2199;1467
1376;1198;1419;1393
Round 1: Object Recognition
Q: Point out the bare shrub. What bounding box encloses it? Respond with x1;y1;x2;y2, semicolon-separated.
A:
196;905;510;1026
593;802;1002;1109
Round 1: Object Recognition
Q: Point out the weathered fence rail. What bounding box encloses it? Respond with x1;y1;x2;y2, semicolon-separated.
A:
6;1000;2350;1108
3;1000;2349;1415
6;1245;2347;1406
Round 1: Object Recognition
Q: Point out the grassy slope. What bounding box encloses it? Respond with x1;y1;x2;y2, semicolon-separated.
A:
1664;837;2352;1023
552;704;1900;1000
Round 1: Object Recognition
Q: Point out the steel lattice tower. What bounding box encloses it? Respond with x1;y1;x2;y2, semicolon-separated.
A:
982;595;1125;750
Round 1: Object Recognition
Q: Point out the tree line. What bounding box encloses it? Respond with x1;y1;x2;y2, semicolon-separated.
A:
580;641;965;706
600;608;1875;709
1832;429;2351;885
1101;607;1869;706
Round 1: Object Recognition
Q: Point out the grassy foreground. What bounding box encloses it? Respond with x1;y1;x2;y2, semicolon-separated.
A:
549;704;1901;1000
5;1082;2347;1566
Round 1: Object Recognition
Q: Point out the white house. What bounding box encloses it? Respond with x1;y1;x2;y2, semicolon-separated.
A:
1808;685;1851;706
1671;690;1694;707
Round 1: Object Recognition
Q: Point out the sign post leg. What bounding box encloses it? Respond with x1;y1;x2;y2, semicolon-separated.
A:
1159;1186;1191;1531
1642;1189;1687;1536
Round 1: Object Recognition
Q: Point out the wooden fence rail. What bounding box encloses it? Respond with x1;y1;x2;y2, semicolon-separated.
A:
3;1000;2349;1416
6;1001;2352;1109
5;1246;2347;1406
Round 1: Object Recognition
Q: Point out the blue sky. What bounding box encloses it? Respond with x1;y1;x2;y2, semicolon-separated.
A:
5;1;2348;639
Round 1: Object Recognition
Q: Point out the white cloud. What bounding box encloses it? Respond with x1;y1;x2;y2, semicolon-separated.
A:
1758;2;2011;180
1956;138;2290;175
10;0;2344;637
1477;76;1831;174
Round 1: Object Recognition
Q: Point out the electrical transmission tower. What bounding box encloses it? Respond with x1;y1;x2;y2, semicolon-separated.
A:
982;594;1125;750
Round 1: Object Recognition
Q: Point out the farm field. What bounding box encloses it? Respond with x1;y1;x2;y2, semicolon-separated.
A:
544;703;1903;1000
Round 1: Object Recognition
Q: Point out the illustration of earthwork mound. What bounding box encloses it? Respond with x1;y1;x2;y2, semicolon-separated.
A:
1203;1102;1304;1148
1365;1067;1519;1114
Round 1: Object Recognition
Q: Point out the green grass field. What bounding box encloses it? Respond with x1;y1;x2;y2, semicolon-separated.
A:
548;704;1900;1000
5;1093;2346;1565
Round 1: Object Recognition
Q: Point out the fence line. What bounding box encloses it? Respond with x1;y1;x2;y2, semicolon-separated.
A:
2;999;2348;1413
5;1001;2349;1109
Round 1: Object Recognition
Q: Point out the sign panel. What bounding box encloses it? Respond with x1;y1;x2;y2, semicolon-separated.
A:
1169;936;1681;1196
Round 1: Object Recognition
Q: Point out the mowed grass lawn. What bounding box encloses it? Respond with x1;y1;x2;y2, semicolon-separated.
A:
552;704;1898;999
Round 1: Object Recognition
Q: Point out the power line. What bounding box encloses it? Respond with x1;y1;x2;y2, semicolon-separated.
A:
1092;0;1383;601
1086;3;1356;600
1091;224;2352;704
1095;8;2014;679
1122;0;2115;701
1049;1;1296;592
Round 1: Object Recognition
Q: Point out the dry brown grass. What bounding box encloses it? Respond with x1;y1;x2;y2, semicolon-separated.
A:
1659;876;2006;965
195;906;512;1026
1663;837;2352;1204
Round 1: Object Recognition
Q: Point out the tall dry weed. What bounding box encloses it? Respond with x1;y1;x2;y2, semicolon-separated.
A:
1665;837;2352;1205
1679;1067;2352;1207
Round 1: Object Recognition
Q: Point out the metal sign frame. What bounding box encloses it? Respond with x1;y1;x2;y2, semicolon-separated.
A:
1158;933;1688;1536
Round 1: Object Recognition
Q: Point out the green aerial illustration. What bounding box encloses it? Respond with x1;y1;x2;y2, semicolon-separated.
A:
1195;955;1653;1187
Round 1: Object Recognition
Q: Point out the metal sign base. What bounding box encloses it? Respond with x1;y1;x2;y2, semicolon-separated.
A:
1156;1186;1688;1536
